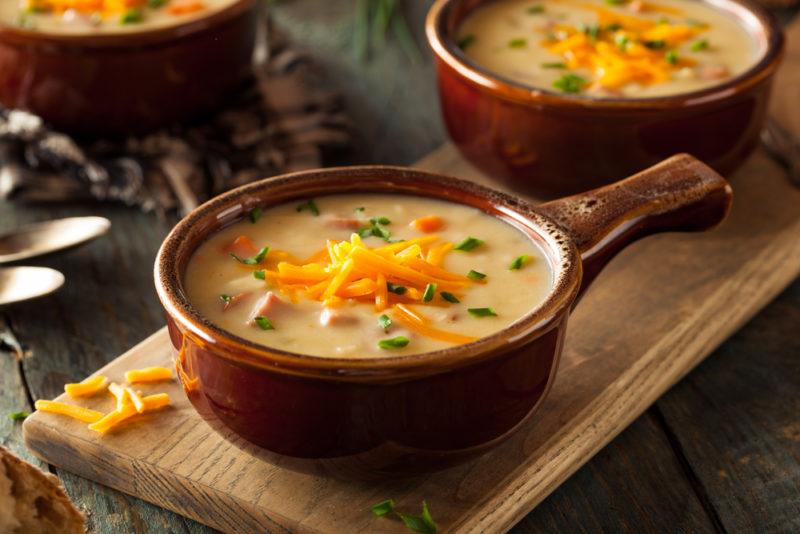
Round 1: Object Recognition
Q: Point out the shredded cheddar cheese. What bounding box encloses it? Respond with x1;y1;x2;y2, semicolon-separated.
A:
64;375;109;398
125;367;173;384
542;4;705;91
34;400;104;423
88;393;170;434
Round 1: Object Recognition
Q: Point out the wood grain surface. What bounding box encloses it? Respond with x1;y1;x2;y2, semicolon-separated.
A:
3;6;799;534
21;130;800;534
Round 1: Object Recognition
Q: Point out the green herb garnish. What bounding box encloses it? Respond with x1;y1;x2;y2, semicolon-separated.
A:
354;206;365;213
147;0;167;7
8;411;28;421
605;22;623;32
454;237;484;251
691;39;709;52
371;216;391;225
253;270;266;280
553;74;587;94
542;62;567;69
370;499;396;517
509;38;527;48
643;39;666;49
581;23;600;40
359;216;393;242
665;50;678;65
458;34;476;50
254;316;274;331
248;207;262;224
396;501;438;534
422;283;437;302
440;292;460;303
230;246;270;265
219;294;232;304
378;336;409;349
657;16;671;24
296;199;320;216
467;270;486;281
370;500;438;534
527;5;545;14
509;255;531;270
120;8;142;24
615;34;630;50
387;283;407;295
468;307;497;318
605;0;626;5
378;314;392;329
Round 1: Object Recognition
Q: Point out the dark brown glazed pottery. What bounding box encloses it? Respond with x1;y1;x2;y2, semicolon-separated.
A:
426;0;784;198
155;154;732;477
0;0;256;136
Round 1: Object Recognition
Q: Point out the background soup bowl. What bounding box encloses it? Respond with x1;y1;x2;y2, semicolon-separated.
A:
0;0;256;136
426;0;783;198
155;154;732;477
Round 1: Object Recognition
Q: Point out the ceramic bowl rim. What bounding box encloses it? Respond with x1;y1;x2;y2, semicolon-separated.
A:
154;166;582;381
425;0;785;109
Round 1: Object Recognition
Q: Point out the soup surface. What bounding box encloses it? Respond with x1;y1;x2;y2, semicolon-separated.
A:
184;194;552;358
457;0;760;97
6;0;236;33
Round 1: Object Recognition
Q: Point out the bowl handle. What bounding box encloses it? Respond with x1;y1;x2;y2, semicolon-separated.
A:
536;153;733;298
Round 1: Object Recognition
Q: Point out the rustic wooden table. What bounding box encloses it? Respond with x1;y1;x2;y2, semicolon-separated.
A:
2;2;799;532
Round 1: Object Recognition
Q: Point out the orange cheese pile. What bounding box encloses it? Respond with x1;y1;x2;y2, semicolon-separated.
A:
24;0;206;17
34;367;173;434
544;4;707;90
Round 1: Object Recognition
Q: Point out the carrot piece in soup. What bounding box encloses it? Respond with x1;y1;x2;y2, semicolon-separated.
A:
411;215;444;233
168;0;206;15
224;235;258;257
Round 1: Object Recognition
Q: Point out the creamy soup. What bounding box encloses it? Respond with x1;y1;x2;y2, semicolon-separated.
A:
6;0;236;33
457;0;760;97
184;194;553;358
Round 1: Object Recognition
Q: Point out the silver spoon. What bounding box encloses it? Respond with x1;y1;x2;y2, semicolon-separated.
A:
0;216;110;264
0;266;65;306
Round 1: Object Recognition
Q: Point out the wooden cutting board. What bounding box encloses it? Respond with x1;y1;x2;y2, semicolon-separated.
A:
23;22;800;534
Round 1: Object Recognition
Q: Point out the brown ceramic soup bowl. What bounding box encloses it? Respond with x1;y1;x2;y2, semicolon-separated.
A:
426;0;783;198
0;0;256;136
155;153;731;476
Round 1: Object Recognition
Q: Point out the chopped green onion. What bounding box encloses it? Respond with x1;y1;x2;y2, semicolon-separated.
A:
440;292;460;303
527;5;545;14
354;206;365;213
8;411;28;421
581;23;600;40
643;39;666;49
370;499;396;517
605;0;626;4
248;207;262;224
509;38;527;48
296;199;320;216
371;216;391;225
605;22;623;31
378;314;392;329
454;237;484;251
396;501;438;534
665;50;679;65
615;34;630;50
691;39;709;52
254;316;274;330
230;246;270;265
120;8;142;24
378;336;409;349
509;255;531;270
553;74;587;94
253;270;266;280
422;283;437;302
468;307;497;318
467;270;486;281
657;16;671;24
458;34;476;50
542;62;567;69
387;283;407;295
147;0;166;7
219;294;232;304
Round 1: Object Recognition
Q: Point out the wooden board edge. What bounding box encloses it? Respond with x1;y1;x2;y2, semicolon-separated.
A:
454;216;800;533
